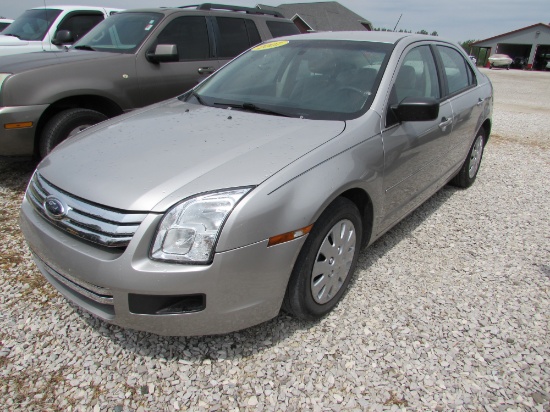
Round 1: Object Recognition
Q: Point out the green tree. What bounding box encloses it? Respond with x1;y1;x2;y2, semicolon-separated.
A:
460;39;479;54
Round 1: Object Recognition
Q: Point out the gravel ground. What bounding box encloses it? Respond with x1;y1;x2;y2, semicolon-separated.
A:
0;68;549;411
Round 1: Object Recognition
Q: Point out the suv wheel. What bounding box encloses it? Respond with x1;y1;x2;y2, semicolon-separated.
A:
39;108;108;158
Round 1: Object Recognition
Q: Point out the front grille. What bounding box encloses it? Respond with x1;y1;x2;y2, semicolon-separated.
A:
26;172;147;248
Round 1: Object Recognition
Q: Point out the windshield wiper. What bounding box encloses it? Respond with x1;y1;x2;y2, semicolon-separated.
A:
73;45;96;51
3;33;21;39
214;102;292;117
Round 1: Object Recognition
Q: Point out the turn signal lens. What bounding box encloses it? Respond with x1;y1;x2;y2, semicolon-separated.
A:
268;224;313;247
4;122;33;129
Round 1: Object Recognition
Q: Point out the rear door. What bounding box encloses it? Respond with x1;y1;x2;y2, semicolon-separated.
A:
212;16;262;67
434;45;483;167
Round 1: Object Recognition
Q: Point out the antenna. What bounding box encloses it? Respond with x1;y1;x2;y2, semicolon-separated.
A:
393;14;402;32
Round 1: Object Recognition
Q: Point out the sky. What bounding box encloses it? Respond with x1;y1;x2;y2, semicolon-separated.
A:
1;0;549;42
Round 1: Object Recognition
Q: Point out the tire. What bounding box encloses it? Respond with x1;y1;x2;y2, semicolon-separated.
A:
39;108;108;158
450;128;486;188
282;197;362;320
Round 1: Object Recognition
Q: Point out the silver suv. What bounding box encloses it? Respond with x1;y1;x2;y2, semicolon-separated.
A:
0;4;298;157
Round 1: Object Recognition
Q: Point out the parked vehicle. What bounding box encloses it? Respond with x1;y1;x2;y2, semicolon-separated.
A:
20;31;493;336
488;53;512;69
0;6;120;57
511;56;528;69
0;4;299;157
0;18;13;32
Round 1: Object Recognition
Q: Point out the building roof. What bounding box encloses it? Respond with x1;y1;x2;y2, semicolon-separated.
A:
257;2;372;32
472;23;550;46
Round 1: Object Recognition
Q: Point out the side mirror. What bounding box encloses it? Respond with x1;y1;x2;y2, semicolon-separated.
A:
391;96;439;122
52;30;74;45
146;44;179;64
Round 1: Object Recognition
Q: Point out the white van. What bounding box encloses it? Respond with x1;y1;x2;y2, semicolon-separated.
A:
0;6;120;57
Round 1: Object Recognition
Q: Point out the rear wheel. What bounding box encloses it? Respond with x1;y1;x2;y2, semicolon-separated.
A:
450;128;486;188
39;108;107;158
282;197;362;320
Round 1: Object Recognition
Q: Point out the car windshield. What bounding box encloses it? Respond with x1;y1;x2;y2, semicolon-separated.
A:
73;12;162;54
190;39;393;121
2;9;62;41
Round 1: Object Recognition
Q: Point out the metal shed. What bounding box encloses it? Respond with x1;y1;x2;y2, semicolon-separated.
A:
471;23;550;70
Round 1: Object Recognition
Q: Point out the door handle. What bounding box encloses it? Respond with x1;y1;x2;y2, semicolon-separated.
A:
438;117;452;131
476;97;485;106
197;67;216;75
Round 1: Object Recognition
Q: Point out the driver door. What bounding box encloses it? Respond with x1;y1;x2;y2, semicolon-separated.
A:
136;16;222;107
380;44;454;229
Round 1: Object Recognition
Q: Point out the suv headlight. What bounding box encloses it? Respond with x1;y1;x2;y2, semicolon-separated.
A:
151;188;251;264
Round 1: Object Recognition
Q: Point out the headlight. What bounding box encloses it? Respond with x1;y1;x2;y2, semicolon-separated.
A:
151;188;251;263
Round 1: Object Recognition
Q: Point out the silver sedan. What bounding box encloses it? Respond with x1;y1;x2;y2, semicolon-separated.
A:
20;31;493;336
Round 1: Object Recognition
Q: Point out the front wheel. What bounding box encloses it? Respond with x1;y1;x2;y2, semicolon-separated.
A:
282;197;362;320
450;129;486;188
39;108;108;158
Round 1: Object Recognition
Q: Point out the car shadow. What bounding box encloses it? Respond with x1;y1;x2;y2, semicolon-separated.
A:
75;184;460;361
0;156;36;191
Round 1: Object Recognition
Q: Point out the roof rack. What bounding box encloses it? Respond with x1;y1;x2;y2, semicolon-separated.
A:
178;3;284;17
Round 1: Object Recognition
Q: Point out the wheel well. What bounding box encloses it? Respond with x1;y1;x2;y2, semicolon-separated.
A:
34;95;123;155
339;188;373;248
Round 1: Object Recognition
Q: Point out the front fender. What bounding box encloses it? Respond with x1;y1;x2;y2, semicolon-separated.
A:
2;55;137;109
216;113;386;252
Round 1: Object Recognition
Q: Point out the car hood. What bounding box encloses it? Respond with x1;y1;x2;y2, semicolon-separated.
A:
38;99;346;212
0;49;122;72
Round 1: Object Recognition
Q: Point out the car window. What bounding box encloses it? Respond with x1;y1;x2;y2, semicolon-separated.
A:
216;17;260;58
194;39;393;121
74;12;163;53
3;8;62;41
156;16;210;61
437;46;476;95
57;13;104;42
386;45;440;127
266;21;300;38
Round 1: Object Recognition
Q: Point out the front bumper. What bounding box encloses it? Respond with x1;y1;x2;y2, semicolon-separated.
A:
20;196;305;336
0;104;48;156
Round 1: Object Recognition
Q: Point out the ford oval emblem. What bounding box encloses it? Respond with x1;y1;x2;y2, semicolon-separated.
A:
44;196;67;220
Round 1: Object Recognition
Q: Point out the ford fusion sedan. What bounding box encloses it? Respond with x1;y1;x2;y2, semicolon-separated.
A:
20;32;493;336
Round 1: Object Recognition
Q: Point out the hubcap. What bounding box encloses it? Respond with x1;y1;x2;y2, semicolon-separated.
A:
468;134;484;179
311;219;356;304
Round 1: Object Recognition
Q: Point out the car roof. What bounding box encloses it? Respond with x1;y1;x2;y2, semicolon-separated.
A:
30;5;122;12
116;6;284;19
273;30;443;45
